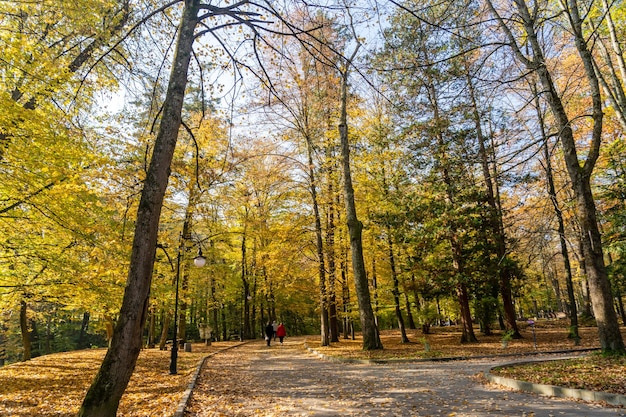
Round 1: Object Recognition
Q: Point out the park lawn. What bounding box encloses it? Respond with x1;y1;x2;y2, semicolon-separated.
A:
0;342;238;417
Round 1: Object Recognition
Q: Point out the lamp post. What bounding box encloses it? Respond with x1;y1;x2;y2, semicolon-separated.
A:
170;244;205;375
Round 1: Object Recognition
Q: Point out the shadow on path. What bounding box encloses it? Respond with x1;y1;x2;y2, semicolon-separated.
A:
184;338;625;417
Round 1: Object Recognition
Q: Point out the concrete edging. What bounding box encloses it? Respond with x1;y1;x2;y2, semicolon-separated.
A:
172;342;250;417
484;360;626;407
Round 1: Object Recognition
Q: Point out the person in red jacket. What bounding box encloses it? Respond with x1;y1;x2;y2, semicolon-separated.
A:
276;322;286;345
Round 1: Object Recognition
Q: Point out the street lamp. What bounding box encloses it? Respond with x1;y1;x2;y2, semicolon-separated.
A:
170;244;206;375
193;247;206;267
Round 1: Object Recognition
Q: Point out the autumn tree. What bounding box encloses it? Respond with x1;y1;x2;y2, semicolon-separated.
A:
359;96;412;343
0;0;134;362
0;0;130;160
374;0;506;343
485;0;626;353
78;1;314;414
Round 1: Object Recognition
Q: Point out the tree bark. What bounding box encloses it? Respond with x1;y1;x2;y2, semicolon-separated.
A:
326;189;340;343
240;220;249;340
457;283;477;343
338;43;382;350
178;185;200;345
533;86;579;340
78;312;91;349
466;68;520;338
341;251;351;340
20;300;31;361
78;1;200;415
387;227;409;342
158;313;170;350
305;133;330;346
404;292;416;329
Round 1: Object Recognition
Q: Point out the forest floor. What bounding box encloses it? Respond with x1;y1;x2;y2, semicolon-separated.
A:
307;320;626;396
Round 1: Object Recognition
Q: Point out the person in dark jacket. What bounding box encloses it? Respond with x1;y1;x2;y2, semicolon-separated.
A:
264;322;273;346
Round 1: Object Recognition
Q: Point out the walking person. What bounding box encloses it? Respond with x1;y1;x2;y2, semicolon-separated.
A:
272;320;278;341
265;322;273;346
276;322;286;345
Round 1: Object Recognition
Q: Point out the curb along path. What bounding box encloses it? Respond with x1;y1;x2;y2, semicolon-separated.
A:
174;342;251;417
183;339;625;417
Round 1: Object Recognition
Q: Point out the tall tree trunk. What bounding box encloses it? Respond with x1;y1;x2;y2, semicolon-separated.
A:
210;276;219;341
372;257;379;327
158;313;170;350
574;232;593;317
617;291;626;325
220;305;227;341
533;86;579;340
0;325;6;367
451;234;478;342
410;274;421;319
78;312;91;350
177;185;200;345
341;252;351;340
404;292;416;330
487;0;625;354
147;307;155;348
326;187;340;343
548;264;564;314
78;2;200;415
387;227;409;342
304;133;330;346
456;283;476;343
240;216;249;340
20;300;31;361
338;43;382;350
251;276;258;338
466;67;520;338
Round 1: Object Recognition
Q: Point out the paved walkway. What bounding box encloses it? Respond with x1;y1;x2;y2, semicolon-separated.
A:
184;339;625;417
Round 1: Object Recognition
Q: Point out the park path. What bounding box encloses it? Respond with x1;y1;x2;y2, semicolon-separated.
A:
184;338;625;417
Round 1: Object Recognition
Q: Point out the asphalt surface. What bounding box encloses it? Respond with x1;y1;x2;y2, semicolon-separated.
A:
184;339;625;417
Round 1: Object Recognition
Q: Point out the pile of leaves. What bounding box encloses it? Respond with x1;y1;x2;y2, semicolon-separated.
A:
0;342;239;417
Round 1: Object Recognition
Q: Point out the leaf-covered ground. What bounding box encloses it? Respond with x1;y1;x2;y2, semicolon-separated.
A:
491;355;626;395
308;322;608;360
0;342;239;417
308;322;626;396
